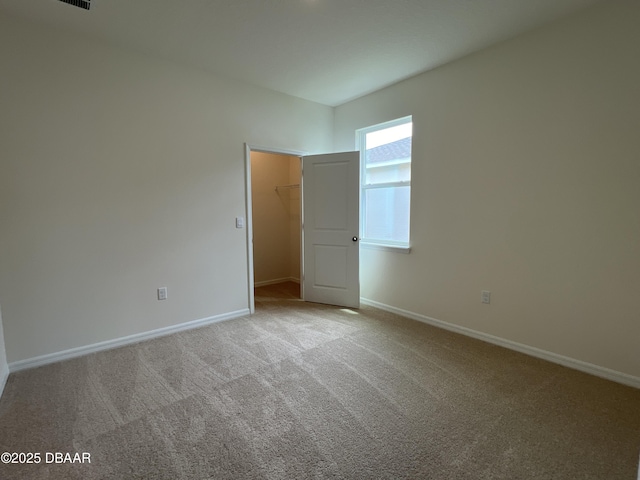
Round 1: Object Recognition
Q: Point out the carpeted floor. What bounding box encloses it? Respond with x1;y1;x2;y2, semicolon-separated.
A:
0;282;638;479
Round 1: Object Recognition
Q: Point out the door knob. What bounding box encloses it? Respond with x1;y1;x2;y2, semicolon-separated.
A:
352;236;358;242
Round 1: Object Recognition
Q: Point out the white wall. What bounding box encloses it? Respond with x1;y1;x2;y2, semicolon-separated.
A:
334;0;640;380
251;152;301;285
0;12;332;363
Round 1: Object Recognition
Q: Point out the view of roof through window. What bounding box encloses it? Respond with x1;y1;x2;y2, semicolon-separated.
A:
365;136;412;167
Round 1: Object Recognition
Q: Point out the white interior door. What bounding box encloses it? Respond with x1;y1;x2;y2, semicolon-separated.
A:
302;151;360;308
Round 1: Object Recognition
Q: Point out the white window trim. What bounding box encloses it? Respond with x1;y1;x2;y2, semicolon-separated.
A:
361;242;412;254
366;157;411;169
356;115;412;250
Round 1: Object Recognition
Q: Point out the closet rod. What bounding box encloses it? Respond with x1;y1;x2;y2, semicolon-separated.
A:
275;184;300;191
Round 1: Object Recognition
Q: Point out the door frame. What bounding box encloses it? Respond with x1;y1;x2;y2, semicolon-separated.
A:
244;143;307;314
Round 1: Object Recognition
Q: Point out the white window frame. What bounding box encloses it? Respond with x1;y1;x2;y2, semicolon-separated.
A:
356;116;412;253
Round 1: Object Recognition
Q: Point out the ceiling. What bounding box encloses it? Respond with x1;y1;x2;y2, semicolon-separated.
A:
0;0;603;106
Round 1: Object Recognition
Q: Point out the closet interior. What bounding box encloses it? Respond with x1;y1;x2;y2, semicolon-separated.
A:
250;151;302;298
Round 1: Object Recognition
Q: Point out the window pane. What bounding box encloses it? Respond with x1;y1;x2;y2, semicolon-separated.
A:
358;116;412;248
363;186;410;243
364;128;411;185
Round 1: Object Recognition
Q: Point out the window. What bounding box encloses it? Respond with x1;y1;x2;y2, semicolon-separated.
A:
357;116;412;250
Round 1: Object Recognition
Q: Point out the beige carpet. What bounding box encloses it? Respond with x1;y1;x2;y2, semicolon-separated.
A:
0;282;638;479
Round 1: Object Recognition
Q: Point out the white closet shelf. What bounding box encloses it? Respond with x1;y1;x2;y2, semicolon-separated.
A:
275;184;300;191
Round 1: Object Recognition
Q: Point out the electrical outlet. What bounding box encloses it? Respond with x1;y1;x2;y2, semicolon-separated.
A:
158;287;167;301
481;290;491;304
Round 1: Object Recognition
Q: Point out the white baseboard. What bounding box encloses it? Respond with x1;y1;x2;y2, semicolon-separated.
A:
255;277;300;287
361;298;640;390
9;309;250;373
0;362;9;399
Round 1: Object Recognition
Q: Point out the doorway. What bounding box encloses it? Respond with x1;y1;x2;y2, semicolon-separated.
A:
244;145;361;313
245;146;304;312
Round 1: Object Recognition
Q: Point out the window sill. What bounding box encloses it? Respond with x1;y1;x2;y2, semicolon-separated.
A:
360;242;411;254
